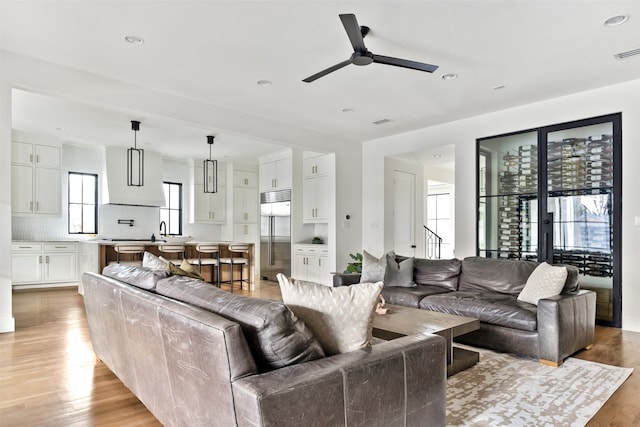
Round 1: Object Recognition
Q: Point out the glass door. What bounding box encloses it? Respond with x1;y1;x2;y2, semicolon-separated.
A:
477;113;621;327
541;116;621;326
477;130;539;260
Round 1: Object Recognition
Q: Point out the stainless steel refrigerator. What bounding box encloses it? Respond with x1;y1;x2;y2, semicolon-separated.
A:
260;189;291;281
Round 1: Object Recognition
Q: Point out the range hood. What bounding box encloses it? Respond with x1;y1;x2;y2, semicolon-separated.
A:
103;146;166;207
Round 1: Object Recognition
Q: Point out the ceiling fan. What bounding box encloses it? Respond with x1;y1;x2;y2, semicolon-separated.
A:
303;13;439;83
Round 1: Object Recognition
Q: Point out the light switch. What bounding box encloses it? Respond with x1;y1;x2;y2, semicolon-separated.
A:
635;217;640;226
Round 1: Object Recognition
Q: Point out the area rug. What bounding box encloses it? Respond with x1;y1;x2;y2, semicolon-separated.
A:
446;347;633;427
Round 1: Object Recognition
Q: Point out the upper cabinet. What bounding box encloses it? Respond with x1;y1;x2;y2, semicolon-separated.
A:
232;164;259;243
11;140;61;216
192;162;227;224
303;155;332;179
302;153;334;224
260;151;292;192
234;170;258;188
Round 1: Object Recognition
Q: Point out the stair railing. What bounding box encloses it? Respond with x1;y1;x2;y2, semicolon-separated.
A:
423;225;442;259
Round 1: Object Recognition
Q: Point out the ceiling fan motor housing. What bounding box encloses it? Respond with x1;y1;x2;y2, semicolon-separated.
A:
352;51;374;66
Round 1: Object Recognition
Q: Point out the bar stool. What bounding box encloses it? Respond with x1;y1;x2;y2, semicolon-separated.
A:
157;244;186;266
111;244;145;266
219;243;251;292
186;243;220;286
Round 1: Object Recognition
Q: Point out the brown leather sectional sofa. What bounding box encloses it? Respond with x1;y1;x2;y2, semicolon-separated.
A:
82;264;448;427
333;256;597;366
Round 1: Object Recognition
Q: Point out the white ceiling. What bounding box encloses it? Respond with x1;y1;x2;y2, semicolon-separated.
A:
2;1;639;161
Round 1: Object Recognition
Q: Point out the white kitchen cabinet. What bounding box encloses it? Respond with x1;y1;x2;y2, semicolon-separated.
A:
260;156;292;192
303;154;332;179
12;242;78;287
193;163;227;224
42;243;77;282
11;141;35;165
294;244;330;285
303;175;330;223
194;186;227;223
11;165;34;214
35;144;61;168
11;243;43;283
34;168;61;214
234;170;258;188
11;141;61;216
234;187;258;223
234;223;258;243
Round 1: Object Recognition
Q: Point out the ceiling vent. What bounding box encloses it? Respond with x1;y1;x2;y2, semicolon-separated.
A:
614;47;640;61
372;118;393;125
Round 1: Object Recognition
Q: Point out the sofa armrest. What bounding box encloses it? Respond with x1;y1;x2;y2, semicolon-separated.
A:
537;289;596;365
232;334;446;427
333;273;362;286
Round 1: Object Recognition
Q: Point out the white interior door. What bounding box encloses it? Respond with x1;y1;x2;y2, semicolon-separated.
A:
394;171;416;257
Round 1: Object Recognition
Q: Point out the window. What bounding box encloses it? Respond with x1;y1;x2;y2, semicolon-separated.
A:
68;172;98;234
160;182;182;235
427;191;453;258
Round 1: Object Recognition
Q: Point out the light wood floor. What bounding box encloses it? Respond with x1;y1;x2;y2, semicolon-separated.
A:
1;284;639;426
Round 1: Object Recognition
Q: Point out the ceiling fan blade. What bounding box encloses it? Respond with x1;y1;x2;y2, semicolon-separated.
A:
373;54;439;73
339;13;366;52
302;59;352;83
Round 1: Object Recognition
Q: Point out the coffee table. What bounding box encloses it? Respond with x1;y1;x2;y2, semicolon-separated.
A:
372;304;480;376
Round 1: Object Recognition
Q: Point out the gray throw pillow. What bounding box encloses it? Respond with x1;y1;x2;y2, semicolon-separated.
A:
360;250;393;283
384;254;416;287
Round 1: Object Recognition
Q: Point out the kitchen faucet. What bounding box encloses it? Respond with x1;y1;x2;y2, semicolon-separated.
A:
159;221;167;237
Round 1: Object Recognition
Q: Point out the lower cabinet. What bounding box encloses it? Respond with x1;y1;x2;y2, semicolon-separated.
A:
294;244;330;285
11;242;77;288
234;223;258;243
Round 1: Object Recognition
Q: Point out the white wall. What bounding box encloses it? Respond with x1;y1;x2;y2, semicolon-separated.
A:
363;78;640;332
0;65;15;333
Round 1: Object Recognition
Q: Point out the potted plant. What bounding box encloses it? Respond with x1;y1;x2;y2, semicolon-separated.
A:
344;252;363;274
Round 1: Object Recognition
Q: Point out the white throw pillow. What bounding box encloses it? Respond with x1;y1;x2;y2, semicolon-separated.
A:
517;262;568;305
142;251;168;270
277;274;383;355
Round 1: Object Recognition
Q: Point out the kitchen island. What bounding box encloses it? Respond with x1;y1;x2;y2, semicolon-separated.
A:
89;240;255;290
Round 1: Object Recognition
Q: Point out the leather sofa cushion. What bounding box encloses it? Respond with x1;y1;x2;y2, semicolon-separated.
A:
459;257;539;295
155;275;325;372
382;285;451;308
411;257;461;291
459;257;580;295
102;264;169;291
420;291;538;332
558;264;580;293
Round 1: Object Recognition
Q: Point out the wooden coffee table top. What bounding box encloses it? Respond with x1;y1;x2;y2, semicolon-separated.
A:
372;304;479;339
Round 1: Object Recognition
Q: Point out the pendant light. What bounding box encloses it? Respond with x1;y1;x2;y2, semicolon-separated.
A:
127;120;144;187
203;135;218;193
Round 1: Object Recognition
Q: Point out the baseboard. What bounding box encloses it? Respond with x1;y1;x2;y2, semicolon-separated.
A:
0;315;15;333
622;316;640;333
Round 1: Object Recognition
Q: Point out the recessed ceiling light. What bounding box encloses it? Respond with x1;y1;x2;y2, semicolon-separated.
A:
441;73;458;80
604;15;629;27
124;35;144;45
257;80;272;86
342;108;355;113
56;127;65;131
432;154;442;158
